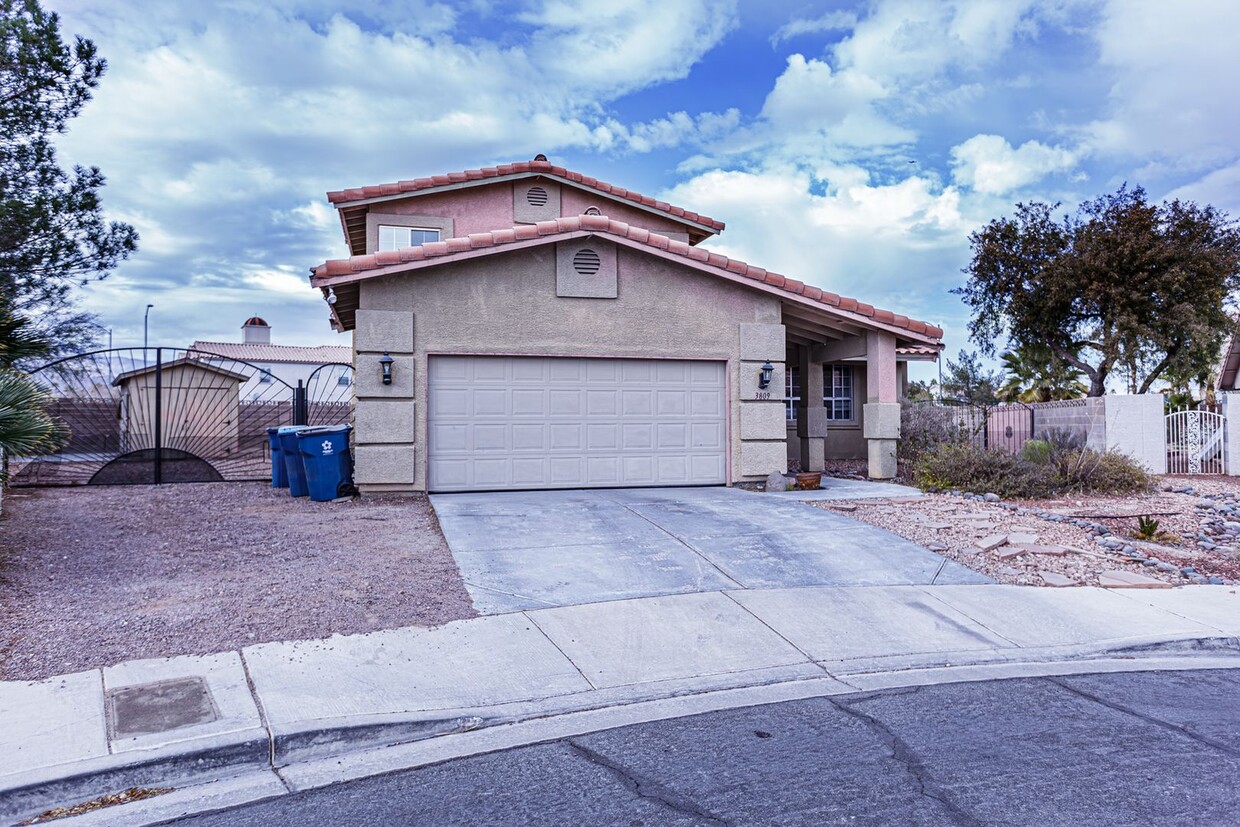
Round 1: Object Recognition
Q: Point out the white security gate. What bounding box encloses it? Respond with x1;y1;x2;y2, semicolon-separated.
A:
427;356;727;492
1166;409;1226;475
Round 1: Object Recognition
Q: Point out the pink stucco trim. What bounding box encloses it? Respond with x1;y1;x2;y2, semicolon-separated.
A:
314;217;944;343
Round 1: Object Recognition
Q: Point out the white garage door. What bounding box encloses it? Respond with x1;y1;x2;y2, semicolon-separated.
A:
428;356;727;492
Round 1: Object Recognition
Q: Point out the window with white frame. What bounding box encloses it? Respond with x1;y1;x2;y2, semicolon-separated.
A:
337;373;351;387
257;365;274;384
378;225;441;251
785;365;800;423
823;365;854;420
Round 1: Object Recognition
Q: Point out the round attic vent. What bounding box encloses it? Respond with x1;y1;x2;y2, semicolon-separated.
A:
526;186;549;207
573;248;601;276
584;206;601;216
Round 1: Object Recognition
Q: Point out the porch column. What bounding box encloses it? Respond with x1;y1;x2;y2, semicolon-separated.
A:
864;330;900;479
797;347;827;471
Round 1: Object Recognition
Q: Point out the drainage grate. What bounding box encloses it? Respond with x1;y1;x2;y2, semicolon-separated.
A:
107;677;218;739
572;248;601;276
526;186;549;206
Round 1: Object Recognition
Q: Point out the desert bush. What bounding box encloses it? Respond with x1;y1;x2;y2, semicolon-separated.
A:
1020;438;1053;465
911;443;1052;498
913;441;1154;498
900;403;980;464
1048;448;1154;495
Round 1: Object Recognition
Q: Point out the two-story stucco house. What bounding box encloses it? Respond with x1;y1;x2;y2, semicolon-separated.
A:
309;156;942;495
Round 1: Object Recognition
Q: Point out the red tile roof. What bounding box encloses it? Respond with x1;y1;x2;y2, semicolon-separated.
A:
326;159;726;233
311;215;943;342
190;342;351;364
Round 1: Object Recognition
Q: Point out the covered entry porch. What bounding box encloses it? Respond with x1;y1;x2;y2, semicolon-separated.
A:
779;302;940;479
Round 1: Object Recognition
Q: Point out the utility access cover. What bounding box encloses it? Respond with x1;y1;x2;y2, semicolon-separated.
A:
107;677;218;739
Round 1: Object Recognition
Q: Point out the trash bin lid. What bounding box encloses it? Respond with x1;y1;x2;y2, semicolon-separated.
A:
298;424;352;436
277;425;310;433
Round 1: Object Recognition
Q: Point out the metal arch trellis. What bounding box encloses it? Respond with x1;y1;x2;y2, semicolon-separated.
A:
1165;408;1226;476
8;347;355;487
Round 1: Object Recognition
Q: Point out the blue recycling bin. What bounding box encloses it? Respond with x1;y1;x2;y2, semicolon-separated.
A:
267;427;288;488
278;426;311;497
296;424;354;502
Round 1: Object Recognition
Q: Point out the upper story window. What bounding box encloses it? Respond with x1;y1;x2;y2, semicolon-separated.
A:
824;365;854;421
379;225;441;251
785;366;800;423
257;365;274;384
337;373;351;387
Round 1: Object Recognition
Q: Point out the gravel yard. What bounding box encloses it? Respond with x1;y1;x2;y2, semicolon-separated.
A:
0;483;476;681
814;475;1240;589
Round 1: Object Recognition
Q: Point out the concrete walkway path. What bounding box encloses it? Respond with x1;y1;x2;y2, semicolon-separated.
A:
4;583;1240;823
431;485;982;613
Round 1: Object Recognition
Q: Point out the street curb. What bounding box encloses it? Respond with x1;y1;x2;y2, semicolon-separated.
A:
0;732;269;824
6;636;1240;825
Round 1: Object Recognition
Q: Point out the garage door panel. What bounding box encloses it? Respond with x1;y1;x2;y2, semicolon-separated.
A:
511;389;546;415
511;424;546;450
473;424;508;451
473;389;508;416
428;356;726;492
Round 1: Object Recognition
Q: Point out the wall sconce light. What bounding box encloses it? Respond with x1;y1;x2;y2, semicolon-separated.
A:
379;351;394;385
758;360;774;389
325;286;337;305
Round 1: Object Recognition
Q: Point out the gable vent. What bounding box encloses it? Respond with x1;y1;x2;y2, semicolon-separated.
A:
584;206;601;216
526;186;549;207
572;248;601;276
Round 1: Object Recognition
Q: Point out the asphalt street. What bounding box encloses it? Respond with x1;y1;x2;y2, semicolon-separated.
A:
170;668;1240;826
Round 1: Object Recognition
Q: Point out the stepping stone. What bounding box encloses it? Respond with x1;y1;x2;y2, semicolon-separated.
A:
1007;532;1039;545
997;547;1028;560
1021;544;1069;557
1038;571;1078;587
1098;570;1173;589
922;522;953;530
828;503;858;512
976;534;1008;552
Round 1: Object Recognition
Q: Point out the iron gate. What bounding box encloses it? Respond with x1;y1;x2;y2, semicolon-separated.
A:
1166;408;1226;475
9;348;354;486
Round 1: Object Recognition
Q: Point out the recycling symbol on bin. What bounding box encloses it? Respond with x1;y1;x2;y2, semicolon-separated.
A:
321;440;334;455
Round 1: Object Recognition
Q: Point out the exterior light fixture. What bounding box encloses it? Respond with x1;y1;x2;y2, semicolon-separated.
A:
758;360;774;389
326;287;337;305
379;352;394;385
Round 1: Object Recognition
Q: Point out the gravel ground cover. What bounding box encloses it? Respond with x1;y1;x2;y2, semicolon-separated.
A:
811;474;1240;588
0;483;476;681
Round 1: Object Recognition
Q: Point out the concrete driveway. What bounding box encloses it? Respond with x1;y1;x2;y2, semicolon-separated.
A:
431;486;990;613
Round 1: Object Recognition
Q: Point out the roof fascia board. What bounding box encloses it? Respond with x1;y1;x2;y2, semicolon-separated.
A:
331;172;718;236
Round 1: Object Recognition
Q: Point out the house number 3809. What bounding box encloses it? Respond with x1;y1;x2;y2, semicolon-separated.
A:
754;391;772;400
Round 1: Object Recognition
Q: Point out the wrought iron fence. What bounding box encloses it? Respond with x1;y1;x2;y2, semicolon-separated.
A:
9;348;354;487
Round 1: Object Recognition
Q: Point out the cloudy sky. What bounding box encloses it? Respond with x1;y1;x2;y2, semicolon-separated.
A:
52;0;1240;380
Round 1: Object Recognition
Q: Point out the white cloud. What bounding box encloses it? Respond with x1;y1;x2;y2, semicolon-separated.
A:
1086;0;1240;170
770;11;858;45
950;134;1082;195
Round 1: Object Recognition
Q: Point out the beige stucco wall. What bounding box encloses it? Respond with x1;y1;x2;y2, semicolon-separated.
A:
352;243;784;492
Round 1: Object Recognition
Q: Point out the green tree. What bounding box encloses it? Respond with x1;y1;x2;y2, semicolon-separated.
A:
997;342;1087;403
957;185;1240;397
941;349;1001;406
1;0;137;356
0;365;60;477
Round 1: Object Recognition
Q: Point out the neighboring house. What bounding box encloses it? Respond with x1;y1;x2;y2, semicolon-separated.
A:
190;317;352;402
309;155;943;495
112;357;249;459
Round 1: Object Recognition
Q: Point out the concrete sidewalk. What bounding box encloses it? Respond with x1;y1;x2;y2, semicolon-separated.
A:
3;583;1240;822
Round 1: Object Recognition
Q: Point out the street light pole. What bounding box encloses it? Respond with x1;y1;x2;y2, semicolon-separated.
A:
144;304;154;351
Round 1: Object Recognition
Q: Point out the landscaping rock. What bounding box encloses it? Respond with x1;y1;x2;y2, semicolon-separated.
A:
1038;571;1078;587
1007;532;1039;545
765;471;788;493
